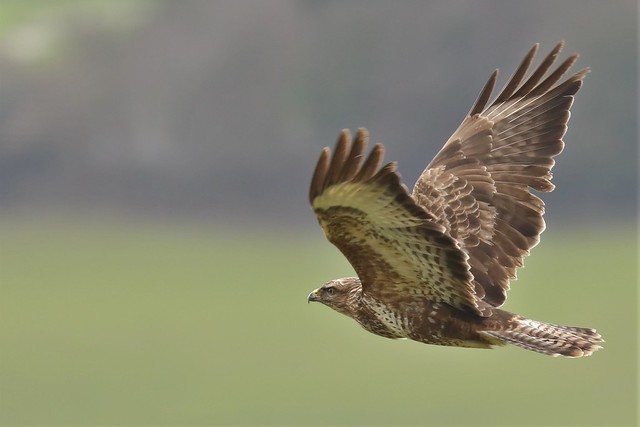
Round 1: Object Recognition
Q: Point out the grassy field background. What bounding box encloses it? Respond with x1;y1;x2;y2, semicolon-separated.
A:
0;219;636;425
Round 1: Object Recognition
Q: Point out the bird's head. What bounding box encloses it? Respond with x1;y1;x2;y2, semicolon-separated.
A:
307;277;362;316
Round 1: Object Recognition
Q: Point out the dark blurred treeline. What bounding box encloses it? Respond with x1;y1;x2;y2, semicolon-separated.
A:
0;1;636;225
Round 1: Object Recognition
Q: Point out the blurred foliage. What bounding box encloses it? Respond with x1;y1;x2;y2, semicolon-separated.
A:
0;0;59;35
0;0;148;33
0;220;636;425
0;0;150;67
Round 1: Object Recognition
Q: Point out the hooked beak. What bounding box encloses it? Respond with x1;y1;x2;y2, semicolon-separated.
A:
307;288;320;303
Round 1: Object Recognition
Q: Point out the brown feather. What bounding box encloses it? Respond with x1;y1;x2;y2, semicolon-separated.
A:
493;43;539;104
309;148;330;204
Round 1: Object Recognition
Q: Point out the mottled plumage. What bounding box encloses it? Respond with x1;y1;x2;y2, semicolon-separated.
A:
307;42;603;357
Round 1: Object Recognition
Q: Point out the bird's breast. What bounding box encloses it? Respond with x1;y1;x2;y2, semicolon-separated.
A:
357;295;421;339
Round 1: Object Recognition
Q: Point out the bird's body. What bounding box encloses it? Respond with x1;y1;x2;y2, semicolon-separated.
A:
312;277;600;354
333;278;504;346
307;42;603;357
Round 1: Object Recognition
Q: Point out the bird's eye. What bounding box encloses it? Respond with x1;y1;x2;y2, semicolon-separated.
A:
325;287;335;295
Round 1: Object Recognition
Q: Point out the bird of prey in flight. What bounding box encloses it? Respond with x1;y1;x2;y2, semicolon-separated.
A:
307;42;602;357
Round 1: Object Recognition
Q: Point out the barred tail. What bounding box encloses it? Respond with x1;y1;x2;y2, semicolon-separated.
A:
485;317;604;357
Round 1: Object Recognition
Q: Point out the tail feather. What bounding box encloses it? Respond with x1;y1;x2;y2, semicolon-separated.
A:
485;317;603;357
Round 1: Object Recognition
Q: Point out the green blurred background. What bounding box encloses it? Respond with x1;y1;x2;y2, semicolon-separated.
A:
0;1;637;425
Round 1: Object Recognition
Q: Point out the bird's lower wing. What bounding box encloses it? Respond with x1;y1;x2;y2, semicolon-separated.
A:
310;129;488;315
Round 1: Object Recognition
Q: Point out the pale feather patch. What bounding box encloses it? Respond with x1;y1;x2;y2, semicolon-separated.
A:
314;182;424;228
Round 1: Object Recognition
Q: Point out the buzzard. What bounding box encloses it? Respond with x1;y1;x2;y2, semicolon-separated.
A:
307;42;603;357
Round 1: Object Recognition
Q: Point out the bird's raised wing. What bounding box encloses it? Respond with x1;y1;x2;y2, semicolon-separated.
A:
413;42;588;308
310;129;494;316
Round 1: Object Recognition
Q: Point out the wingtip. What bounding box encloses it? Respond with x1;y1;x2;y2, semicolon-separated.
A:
309;147;331;205
575;66;591;78
355;127;369;138
338;128;351;144
468;69;498;116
